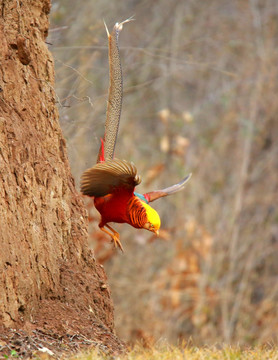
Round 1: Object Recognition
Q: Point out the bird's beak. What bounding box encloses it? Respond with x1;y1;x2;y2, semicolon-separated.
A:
143;223;160;236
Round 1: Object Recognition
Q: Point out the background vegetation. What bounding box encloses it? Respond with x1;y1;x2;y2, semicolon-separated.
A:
49;0;278;346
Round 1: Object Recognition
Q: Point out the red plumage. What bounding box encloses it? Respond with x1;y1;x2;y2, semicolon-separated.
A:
80;20;191;252
94;189;133;227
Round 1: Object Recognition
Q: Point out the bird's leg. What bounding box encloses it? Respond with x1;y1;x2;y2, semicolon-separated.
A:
99;224;124;252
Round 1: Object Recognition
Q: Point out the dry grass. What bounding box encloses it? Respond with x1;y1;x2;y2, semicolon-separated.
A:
71;344;278;360
50;0;278;346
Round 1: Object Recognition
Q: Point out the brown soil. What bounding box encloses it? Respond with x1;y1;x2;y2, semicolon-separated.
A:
0;260;125;358
0;238;126;358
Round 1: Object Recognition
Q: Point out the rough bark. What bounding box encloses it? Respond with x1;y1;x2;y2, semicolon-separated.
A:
0;0;122;355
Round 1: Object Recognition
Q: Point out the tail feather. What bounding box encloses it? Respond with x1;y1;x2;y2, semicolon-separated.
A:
102;19;132;162
97;138;105;163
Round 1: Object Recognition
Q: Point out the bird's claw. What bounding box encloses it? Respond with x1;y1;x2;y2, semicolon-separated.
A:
111;234;124;253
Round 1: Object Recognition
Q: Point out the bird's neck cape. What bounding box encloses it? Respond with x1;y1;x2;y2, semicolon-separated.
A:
140;200;161;229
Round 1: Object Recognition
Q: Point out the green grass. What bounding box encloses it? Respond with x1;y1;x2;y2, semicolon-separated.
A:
70;344;278;360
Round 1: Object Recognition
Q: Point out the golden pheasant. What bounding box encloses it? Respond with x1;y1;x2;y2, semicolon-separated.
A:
81;19;191;252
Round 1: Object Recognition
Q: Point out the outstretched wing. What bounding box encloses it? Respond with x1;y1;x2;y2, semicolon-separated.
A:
143;173;192;203
80;159;141;197
97;18;133;163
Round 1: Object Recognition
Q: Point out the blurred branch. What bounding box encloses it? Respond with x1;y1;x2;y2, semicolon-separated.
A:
221;0;268;342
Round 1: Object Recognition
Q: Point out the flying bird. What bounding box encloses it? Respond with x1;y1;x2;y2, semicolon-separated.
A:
81;19;191;252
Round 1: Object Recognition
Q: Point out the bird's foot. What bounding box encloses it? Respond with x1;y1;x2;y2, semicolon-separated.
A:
111;234;124;253
99;224;124;253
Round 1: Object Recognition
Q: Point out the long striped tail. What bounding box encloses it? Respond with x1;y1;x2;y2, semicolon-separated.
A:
97;18;133;163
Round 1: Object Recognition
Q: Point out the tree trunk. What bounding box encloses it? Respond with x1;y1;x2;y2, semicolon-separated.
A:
0;0;122;355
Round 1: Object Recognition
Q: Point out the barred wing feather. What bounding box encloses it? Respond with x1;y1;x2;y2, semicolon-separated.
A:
80;159;141;197
144;173;192;203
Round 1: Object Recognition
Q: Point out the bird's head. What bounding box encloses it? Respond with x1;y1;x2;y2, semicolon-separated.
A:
141;202;161;236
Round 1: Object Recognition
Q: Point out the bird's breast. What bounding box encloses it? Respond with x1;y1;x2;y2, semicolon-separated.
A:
94;192;130;224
